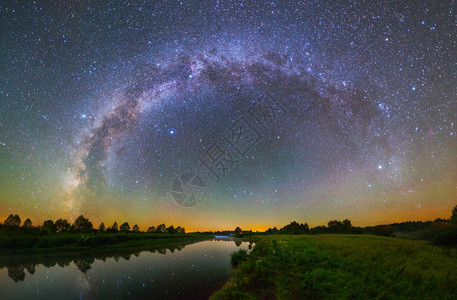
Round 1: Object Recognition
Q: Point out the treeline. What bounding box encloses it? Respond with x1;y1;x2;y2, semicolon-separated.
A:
0;214;185;235
244;205;457;246
262;219;362;235
0;214;194;252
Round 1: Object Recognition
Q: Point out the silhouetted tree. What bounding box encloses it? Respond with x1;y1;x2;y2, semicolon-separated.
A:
22;218;32;228
234;227;243;235
166;225;175;234
280;221;309;234
266;227;278;234
4;214;21;227
120;222;130;232
132;224;140;232
73;215;93;232
342;219;352;232
434;218;448;223
328;220;343;233
176;226;185;234
156;223;166;233
147;226;156;233
451;205;457;225
43;220;56;232
99;222;106;232
55;219;70;232
108;222;119;233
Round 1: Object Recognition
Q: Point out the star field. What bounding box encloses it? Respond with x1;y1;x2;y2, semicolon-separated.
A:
1;0;456;231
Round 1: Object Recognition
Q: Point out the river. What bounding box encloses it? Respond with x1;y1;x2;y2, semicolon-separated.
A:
0;237;250;299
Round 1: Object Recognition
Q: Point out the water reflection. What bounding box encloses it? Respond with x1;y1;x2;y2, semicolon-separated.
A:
0;238;250;299
0;243;189;282
212;236;246;247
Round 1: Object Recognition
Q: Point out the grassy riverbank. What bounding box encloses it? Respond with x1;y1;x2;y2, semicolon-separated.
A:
212;234;457;299
0;232;213;255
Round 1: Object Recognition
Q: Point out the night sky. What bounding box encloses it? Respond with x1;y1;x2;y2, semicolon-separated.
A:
1;1;456;231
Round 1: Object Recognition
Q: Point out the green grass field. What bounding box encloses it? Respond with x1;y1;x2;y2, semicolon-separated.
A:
212;234;457;299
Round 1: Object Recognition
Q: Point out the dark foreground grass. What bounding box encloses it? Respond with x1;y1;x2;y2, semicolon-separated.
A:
211;234;457;299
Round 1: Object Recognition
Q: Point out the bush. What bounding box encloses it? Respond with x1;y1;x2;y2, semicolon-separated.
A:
15;237;38;249
47;236;65;247
432;226;457;246
351;227;367;234
371;225;394;236
231;249;249;267
34;237;49;248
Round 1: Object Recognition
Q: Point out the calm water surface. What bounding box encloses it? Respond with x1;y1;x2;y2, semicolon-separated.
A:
0;237;250;299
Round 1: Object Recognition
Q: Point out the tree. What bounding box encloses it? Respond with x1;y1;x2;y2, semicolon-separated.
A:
120;222;130;232
303;223;310;232
234;227;243;235
342;219;352;233
147;226;156;233
280;221;309;234
22;218;32;228
109;222;119;233
310;225;329;234
55;219;70;232
451;205;457;225
3;214;21;227
176;226;185;234
132;224;140;232
43;220;56;232
328;220;343;233
73;215;93;232
266;227;278;234
166;225;175;234
99;222;106;232
156;223;166;233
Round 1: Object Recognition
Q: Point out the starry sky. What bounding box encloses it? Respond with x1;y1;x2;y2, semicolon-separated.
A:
1;0;456;231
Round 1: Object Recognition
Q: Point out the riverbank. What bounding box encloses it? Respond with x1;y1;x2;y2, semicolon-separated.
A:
211;234;457;299
0;233;213;256
0;236;215;278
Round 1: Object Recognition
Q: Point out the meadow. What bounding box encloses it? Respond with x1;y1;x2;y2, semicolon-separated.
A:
212;234;457;299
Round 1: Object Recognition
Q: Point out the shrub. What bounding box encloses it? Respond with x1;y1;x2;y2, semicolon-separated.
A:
47;236;65;247
231;249;249;267
34;237;49;248
432;225;457;246
351;227;367;234
15;236;38;249
371;225;394;236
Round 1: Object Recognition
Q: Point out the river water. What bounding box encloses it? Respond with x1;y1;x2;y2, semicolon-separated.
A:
0;237;250;299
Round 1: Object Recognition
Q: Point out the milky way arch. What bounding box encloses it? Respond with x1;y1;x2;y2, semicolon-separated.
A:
63;48;384;215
